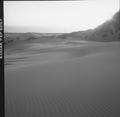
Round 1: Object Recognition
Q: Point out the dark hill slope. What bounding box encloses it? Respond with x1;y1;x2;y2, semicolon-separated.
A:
58;10;120;42
87;10;120;41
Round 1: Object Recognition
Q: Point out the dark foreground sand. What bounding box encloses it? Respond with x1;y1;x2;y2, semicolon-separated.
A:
5;42;120;117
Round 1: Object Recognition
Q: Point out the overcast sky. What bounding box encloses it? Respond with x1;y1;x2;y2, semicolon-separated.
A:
4;0;119;33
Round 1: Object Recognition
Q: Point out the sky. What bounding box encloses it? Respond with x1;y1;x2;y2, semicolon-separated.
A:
4;0;119;33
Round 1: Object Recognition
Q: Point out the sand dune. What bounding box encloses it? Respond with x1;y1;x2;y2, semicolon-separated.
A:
5;10;120;117
5;42;120;117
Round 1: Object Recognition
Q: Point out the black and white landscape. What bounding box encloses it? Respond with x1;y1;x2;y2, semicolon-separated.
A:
4;1;120;117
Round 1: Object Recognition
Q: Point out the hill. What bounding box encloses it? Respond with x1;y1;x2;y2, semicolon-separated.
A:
87;10;120;41
58;10;120;41
4;10;120;45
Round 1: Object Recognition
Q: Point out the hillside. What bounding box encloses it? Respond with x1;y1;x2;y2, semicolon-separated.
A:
60;10;120;41
4;10;120;45
87;10;120;41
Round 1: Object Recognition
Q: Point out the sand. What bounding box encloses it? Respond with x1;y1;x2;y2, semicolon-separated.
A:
5;42;120;117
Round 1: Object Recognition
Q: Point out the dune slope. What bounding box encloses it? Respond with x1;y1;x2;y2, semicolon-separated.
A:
5;42;120;117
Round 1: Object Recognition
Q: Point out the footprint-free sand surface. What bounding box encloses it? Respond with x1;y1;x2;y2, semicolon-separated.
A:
5;42;120;117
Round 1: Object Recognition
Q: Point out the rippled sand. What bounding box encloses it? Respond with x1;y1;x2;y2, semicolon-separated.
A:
5;42;120;117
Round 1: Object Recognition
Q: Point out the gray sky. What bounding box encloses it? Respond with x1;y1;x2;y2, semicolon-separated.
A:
4;0;119;33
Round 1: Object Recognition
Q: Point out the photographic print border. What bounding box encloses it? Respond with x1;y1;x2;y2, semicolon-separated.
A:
0;0;4;117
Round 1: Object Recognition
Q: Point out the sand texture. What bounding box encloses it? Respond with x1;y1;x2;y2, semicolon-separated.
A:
5;42;120;117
